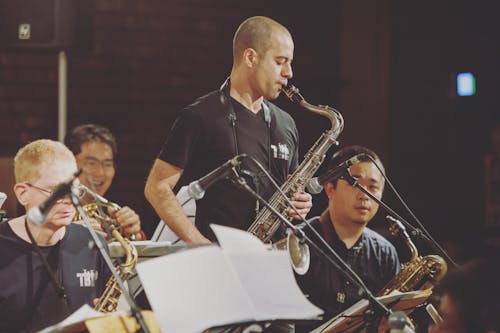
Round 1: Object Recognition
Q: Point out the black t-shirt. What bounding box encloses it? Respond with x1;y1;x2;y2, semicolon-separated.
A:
0;222;110;333
295;215;400;332
158;90;299;240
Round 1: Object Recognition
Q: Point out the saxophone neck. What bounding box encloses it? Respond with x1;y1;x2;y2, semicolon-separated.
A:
386;215;419;261
282;85;344;135
300;99;341;126
111;229;138;267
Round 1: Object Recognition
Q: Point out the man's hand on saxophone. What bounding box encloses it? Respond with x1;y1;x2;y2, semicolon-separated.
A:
288;191;313;220
108;205;144;240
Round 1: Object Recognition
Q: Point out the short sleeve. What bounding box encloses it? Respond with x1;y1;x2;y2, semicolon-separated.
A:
157;108;202;169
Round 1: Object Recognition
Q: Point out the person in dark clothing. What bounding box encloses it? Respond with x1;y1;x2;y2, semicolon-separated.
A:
429;256;500;333
296;145;400;332
0;139;109;332
65;124;145;240
144;16;312;244
144;16;313;333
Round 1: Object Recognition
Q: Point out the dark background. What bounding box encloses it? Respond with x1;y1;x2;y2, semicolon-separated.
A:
1;0;499;262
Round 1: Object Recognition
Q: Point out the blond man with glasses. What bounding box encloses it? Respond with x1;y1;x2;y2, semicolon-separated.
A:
0;139;110;332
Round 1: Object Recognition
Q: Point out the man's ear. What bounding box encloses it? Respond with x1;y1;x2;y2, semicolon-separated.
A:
13;183;29;206
243;48;258;67
324;182;335;199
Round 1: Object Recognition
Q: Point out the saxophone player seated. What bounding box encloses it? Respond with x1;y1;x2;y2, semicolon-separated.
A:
0;139;111;333
295;145;401;332
65;124;145;240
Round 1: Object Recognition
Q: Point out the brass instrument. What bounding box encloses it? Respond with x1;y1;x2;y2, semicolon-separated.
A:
75;185;139;313
247;85;344;274
75;185;137;240
378;216;448;296
94;226;138;312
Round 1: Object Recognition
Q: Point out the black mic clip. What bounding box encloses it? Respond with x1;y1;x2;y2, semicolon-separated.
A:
28;169;82;226
341;169;359;186
187;154;246;200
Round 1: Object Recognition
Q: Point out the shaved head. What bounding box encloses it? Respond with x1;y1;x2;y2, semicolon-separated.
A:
233;16;292;64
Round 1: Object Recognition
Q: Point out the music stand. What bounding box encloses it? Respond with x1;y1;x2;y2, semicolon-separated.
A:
311;289;432;333
38;304;161;333
108;240;188;261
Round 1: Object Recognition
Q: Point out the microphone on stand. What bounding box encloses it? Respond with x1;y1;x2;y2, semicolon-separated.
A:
307;153;368;194
27;170;81;226
187;154;246;200
388;311;416;333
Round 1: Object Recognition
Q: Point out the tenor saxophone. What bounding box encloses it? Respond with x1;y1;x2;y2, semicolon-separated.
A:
247;85;344;274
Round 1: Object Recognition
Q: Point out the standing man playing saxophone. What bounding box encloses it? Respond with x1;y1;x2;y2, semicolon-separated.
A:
65;124;145;240
145;16;312;245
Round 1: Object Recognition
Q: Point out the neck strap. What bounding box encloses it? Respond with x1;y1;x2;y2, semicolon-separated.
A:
24;218;68;302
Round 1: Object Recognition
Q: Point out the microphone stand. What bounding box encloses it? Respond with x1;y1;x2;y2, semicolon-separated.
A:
231;175;392;333
70;191;151;333
341;171;455;267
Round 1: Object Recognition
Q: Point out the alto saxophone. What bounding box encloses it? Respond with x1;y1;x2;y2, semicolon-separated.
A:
75;185;138;240
378;216;447;296
247;85;344;274
75;185;139;312
95;226;138;312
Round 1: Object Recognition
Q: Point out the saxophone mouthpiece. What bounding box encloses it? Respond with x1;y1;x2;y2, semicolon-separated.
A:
283;84;304;104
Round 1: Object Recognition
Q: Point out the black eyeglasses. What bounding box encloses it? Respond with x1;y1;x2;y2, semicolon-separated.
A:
25;182;53;196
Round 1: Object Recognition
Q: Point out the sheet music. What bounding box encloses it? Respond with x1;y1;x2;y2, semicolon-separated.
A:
135;224;323;333
136;245;256;333
211;225;322;320
211;224;268;252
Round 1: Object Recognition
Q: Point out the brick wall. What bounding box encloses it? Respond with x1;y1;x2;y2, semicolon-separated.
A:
0;0;345;235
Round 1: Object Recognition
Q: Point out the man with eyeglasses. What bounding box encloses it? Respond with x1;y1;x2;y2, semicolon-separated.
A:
65;124;145;240
0;139;110;332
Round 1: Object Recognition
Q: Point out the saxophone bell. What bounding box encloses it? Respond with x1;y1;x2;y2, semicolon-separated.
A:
377;215;448;296
273;228;310;275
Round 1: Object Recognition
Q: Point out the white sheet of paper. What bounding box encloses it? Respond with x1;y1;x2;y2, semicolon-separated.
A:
137;225;323;333
136;245;256;333
227;251;323;321
211;224;268;253
211;224;322;320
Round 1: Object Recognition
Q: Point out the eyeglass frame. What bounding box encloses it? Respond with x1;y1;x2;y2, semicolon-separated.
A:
79;156;116;171
25;182;53;196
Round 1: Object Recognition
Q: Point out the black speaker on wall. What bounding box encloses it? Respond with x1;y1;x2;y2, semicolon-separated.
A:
0;0;94;50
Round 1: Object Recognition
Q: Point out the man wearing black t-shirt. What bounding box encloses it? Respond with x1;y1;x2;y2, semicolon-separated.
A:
145;16;312;244
0;139;109;332
295;146;400;332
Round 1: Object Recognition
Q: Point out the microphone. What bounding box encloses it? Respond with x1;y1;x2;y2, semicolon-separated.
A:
27;171;81;226
388;311;415;332
187;154;246;200
307;153;367;194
